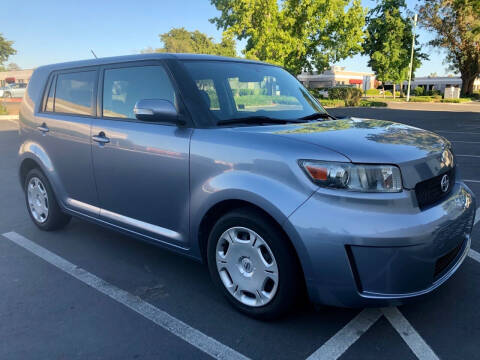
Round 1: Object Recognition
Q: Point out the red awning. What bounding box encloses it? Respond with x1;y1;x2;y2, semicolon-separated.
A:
5;77;15;83
349;79;363;84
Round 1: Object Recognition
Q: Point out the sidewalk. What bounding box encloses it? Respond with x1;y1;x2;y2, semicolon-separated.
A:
0;115;19;121
384;100;480;112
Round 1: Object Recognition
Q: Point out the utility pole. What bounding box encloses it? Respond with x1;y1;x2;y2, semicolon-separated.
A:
406;13;417;102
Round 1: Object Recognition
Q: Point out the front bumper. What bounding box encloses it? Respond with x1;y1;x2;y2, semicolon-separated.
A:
287;181;476;307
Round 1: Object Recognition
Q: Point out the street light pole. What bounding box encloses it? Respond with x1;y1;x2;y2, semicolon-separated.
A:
406;13;418;102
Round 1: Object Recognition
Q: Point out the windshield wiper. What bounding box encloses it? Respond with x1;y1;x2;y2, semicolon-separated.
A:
299;112;335;121
217;116;304;126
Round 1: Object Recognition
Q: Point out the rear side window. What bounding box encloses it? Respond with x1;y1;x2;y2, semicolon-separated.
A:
50;71;96;115
102;65;176;119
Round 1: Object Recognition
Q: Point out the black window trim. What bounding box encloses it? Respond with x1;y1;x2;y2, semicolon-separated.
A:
97;60;193;127
40;73;56;113
40;65;99;118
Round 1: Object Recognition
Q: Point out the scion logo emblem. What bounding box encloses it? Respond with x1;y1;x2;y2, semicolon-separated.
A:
441;174;450;193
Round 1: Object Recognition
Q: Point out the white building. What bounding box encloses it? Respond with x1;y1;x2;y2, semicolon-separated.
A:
401;76;480;94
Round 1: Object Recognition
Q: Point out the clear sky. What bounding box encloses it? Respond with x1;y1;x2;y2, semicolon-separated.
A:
1;0;452;76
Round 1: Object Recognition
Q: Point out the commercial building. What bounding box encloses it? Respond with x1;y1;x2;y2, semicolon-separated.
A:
401;76;480;94
0;69;34;87
297;66;377;91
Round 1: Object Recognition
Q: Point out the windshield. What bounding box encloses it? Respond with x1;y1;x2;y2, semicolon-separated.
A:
182;60;327;125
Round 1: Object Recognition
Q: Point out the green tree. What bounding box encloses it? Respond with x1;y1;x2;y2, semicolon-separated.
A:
418;0;480;96
0;34;16;71
363;0;427;98
210;0;366;75
145;28;236;57
6;63;21;71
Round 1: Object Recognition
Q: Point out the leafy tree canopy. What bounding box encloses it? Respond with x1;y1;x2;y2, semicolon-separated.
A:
418;0;480;95
210;0;366;75
144;27;236;57
0;34;16;70
363;0;427;95
6;63;21;71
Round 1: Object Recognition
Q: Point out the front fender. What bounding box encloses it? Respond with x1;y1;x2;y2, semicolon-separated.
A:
189;170;315;265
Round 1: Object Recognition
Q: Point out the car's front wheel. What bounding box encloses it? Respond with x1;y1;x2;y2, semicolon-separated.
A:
25;168;71;231
207;208;302;320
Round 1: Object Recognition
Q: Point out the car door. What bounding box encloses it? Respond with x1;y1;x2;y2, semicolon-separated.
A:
91;62;192;247
35;68;100;216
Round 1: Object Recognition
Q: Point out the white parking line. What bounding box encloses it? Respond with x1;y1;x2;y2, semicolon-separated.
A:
382;307;439;360
1;231;249;360
435;130;480;135
469;249;480;264
450;141;480;144
474;207;480;226
456;155;480;158
464;179;480;184
306;308;382;360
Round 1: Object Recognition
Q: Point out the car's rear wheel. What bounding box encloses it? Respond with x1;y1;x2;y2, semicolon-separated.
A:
207;208;302;320
3;92;11;98
25;168;71;231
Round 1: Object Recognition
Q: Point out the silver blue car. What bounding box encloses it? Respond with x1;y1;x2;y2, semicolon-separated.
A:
18;54;476;319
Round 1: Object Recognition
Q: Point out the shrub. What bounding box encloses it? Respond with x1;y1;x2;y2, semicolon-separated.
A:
0;103;7;115
413;87;424;96
328;87;363;106
426;89;441;96
308;88;322;98
238;88;255;96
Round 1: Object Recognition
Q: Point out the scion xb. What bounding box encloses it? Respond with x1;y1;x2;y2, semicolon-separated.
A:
18;54;476;319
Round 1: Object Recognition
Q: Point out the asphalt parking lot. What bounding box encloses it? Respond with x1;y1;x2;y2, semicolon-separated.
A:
1;104;480;360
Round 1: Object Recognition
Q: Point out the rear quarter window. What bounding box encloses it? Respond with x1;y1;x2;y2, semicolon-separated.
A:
48;71;96;115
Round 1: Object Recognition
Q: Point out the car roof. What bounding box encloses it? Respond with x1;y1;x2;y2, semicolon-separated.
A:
35;53;273;72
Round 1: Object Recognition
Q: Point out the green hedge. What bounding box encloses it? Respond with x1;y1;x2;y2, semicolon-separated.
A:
0;103;7;115
440;98;472;103
359;99;388;107
409;96;434;102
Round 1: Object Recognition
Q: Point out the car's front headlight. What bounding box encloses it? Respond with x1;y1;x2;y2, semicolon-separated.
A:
299;160;403;193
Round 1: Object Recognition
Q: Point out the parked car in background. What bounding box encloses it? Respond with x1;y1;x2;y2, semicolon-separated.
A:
0;83;27;98
17;54;476;319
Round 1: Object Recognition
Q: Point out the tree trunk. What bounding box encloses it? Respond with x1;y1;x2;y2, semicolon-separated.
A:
461;73;476;97
393;84;396;99
383;84;385;99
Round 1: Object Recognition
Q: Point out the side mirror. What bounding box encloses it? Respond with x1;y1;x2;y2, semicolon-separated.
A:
134;99;183;125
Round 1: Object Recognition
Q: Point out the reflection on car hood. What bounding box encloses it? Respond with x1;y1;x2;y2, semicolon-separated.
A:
232;118;453;188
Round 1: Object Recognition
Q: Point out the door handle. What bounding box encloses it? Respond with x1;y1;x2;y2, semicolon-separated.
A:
92;131;110;144
37;123;49;133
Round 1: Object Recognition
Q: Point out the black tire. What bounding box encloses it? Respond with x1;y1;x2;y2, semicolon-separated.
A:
3;92;11;98
24;168;71;231
207;207;302;320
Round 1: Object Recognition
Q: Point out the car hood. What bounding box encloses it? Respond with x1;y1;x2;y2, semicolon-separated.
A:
232;118;454;188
